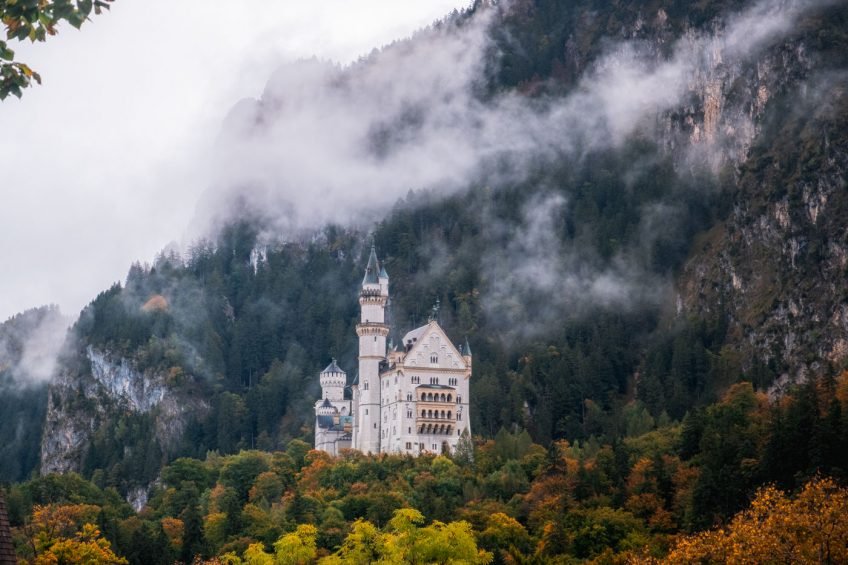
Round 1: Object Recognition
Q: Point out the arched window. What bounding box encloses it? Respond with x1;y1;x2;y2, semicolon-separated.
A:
427;410;433;418
421;393;426;401
440;393;446;402
447;394;452;402
447;411;452;419
421;410;426;417
441;410;445;419
427;393;433;401
430;354;438;364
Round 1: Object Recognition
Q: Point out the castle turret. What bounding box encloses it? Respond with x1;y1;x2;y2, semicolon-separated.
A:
355;244;389;454
320;359;346;401
314;361;352;456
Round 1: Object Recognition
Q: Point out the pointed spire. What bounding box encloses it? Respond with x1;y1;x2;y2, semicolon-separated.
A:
463;336;472;357
362;242;380;285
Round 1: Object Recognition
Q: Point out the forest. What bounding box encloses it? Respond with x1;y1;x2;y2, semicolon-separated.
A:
4;372;848;563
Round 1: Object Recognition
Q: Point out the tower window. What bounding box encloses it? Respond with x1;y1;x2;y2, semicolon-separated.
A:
430;354;438;363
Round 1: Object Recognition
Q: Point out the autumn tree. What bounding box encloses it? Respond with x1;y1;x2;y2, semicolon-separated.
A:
1;0;114;99
17;504;127;564
664;476;848;564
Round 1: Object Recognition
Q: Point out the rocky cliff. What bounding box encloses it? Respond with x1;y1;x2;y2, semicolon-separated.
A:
41;345;207;506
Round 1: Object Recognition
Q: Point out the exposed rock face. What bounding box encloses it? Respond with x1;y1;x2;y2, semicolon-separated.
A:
679;83;848;385
41;346;207;485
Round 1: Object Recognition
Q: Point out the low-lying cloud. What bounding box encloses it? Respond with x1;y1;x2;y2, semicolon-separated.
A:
191;0;832;336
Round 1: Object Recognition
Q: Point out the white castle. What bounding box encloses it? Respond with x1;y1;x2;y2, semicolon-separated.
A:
314;245;472;456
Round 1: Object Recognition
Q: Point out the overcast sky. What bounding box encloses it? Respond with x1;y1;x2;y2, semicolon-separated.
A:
0;0;465;322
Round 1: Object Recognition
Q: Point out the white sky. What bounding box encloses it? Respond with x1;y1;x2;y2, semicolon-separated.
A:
0;0;466;322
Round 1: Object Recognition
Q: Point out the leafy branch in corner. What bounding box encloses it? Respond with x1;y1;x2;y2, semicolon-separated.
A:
0;0;113;100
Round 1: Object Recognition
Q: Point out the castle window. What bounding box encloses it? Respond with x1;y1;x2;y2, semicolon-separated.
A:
457;395;461;404
365;409;368;415
374;423;377;428
440;410;445;418
421;393;426;401
457;412;462;421
421;410;426;417
430;354;438;364
407;393;412;401
407;410;412;418
408;427;411;434
447;394;452;402
447;411;452;419
406;442;412;450
363;382;369;390
440;393;446;402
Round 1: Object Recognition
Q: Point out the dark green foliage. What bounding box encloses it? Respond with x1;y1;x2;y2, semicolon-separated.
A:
0;306;64;483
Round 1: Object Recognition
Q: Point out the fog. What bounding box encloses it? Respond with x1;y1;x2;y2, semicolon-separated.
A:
0;0;466;323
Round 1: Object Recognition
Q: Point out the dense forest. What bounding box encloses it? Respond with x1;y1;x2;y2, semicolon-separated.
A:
4;373;848;562
2;0;848;561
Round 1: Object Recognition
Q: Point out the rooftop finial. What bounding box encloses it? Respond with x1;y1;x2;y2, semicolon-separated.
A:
429;298;440;322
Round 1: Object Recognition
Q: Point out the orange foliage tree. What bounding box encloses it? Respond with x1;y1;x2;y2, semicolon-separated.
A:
663;476;848;564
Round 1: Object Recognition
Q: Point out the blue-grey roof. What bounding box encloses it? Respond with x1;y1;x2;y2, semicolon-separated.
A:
321;398;333;408
462;337;472;357
379;265;389;279
351;371;359;386
322;359;345;374
362;244;380;285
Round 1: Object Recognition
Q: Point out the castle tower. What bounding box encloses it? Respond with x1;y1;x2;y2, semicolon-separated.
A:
314;360;351;455
353;244;389;453
319;359;345;401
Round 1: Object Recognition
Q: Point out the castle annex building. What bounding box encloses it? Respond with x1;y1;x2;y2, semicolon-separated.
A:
314;246;472;456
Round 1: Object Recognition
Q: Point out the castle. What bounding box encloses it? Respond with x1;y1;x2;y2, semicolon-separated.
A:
314;245;472;456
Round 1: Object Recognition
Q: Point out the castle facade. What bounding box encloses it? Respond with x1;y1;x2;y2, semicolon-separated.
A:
314;246;472;456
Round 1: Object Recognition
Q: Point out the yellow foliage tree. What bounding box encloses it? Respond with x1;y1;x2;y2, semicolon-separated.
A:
663;477;848;564
18;505;126;565
274;524;318;565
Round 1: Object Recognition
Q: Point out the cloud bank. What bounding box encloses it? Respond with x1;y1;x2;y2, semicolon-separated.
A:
192;0;831;335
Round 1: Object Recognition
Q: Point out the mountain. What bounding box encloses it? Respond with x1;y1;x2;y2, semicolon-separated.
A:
0;0;844;514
